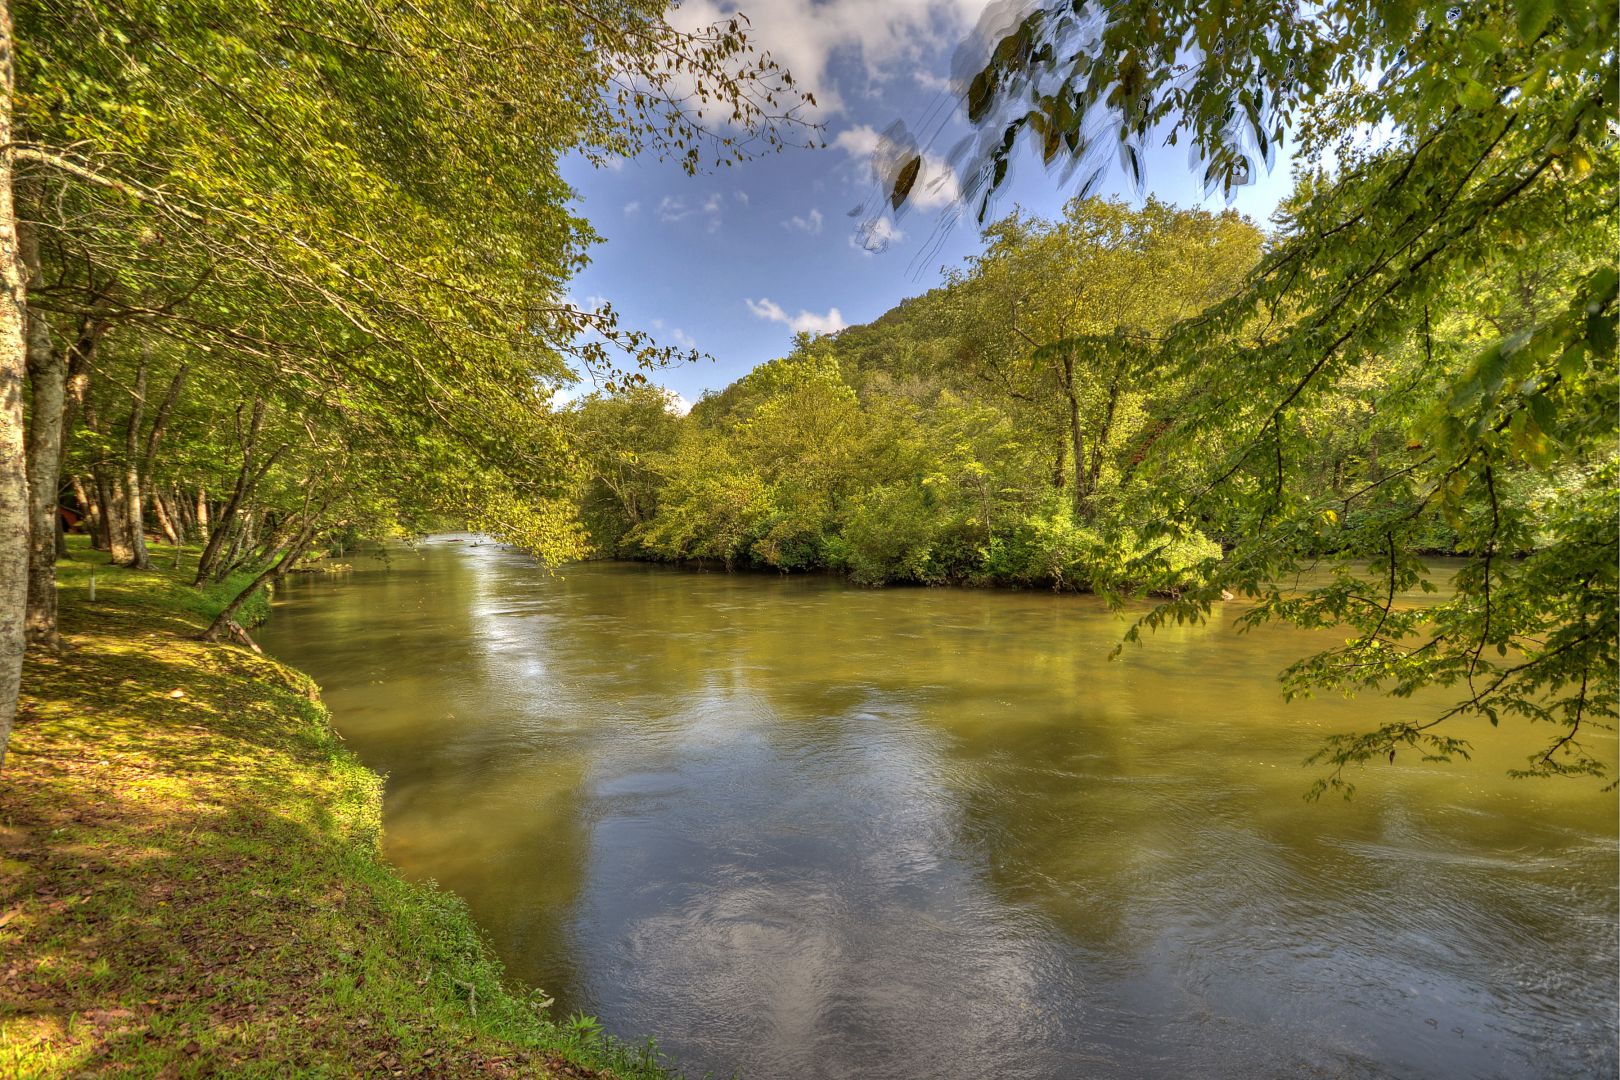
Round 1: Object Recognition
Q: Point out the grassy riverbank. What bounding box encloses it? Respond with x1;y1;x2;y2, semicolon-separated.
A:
0;540;674;1078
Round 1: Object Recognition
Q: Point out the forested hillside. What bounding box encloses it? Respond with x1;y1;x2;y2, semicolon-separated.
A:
569;189;1608;605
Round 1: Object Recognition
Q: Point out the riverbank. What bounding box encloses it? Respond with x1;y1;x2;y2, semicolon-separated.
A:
0;540;674;1078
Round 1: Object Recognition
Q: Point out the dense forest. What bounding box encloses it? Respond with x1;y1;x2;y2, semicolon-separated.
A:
572;198;1261;591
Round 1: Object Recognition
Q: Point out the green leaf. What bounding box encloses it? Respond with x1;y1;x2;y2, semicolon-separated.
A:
1517;0;1554;42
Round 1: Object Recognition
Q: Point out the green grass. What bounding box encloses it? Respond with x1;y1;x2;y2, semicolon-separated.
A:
0;538;680;1078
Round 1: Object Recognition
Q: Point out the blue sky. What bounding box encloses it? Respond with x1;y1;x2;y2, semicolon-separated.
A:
560;0;1297;408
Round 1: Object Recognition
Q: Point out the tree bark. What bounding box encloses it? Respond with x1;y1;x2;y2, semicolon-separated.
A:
195;485;209;538
152;490;179;546
56;315;103;469
201;518;320;642
20;226;64;648
0;0;30;769
1087;372;1122;498
70;473;96;545
94;466;132;564
1061;353;1086;519
172;485;195;540
121;350;150;568
139;363;186;551
215;510;250;580
194;400;272;584
52;318;103;564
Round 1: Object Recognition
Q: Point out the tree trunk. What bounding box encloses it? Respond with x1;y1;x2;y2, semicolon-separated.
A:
20;225;64;649
137;361;187;551
1062;354;1086;519
195;486;209;538
194;400;271;584
94;464;133;565
122;351;150;569
173;485;196;540
201;519;320;642
216;511;250;580
0;0;30;769
55;315;104;474
152;491;179;546
71;473;97;546
1087;373;1122;497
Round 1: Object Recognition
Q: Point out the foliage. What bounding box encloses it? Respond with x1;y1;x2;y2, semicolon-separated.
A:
570;198;1244;596
0;0;816;764
939;0;1617;790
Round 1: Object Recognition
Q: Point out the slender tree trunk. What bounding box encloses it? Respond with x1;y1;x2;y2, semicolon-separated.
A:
20;226;64;648
56;315;102;471
88;473;109;549
1087;374;1122;497
195;486;209;538
174;485;196;540
94;465;132;564
52;320;101;564
136;361;186;552
216;511;250;580
194;400;269;584
71;473;97;546
122;351;150;569
1061;354;1086;518
201;517;321;642
152;491;179;546
0;0;30;769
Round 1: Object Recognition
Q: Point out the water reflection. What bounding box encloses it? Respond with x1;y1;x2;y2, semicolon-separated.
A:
260;540;1616;1080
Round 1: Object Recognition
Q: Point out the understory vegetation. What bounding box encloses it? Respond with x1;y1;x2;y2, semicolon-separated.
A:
0;537;676;1078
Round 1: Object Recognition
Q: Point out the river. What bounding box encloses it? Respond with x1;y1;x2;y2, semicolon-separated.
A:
258;538;1617;1080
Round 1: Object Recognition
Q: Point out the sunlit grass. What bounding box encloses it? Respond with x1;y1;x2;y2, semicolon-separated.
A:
1;537;678;1078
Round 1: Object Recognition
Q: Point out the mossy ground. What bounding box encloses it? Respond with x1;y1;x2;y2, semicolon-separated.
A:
0;539;676;1078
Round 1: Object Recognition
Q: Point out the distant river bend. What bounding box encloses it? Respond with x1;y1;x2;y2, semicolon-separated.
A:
260;538;1617;1080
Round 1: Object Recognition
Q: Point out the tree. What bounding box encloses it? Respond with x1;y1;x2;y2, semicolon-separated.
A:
942;197;1260;518
0;0;814;769
925;0;1618;790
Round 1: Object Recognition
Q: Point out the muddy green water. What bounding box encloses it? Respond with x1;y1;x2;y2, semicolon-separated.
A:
259;539;1616;1080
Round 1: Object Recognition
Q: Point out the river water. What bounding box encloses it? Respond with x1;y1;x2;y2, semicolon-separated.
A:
259;539;1616;1079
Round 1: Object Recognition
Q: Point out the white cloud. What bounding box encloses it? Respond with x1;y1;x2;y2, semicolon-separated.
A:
850;217;904;253
665;0;988;118
784;208;824;235
623;200;642;216
746;297;847;336
657;192;733;233
664;390;694;416
833;125;883;158
670;327;698;350
658;195;695;223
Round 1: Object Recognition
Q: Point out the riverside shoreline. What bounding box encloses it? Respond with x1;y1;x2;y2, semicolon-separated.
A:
0;539;676;1079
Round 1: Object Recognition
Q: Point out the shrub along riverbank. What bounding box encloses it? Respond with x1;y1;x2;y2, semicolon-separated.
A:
0;539;673;1079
